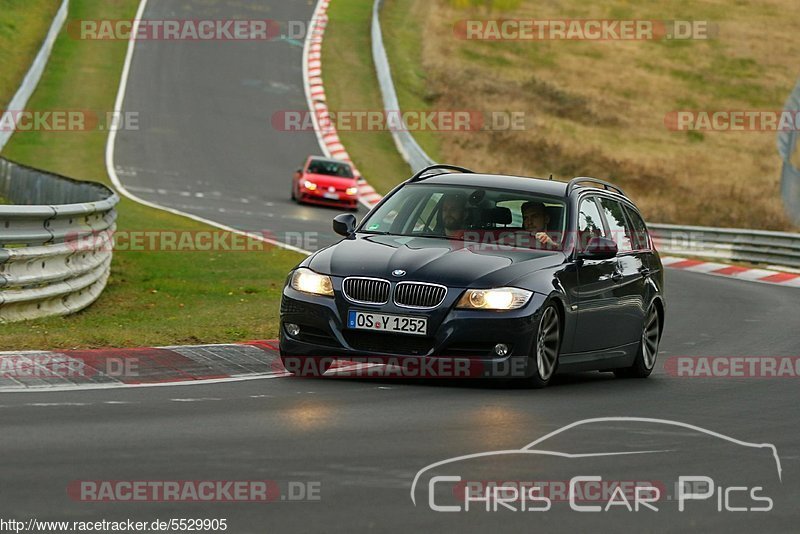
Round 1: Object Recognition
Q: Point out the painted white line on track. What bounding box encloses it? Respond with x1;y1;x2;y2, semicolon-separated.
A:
0;372;292;394
105;0;311;257
25;402;90;407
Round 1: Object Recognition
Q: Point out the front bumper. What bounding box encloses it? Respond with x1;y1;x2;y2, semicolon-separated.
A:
299;189;358;208
278;283;547;379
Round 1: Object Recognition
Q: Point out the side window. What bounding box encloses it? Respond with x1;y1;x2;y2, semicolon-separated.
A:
578;197;606;250
623;205;651;250
598;198;633;253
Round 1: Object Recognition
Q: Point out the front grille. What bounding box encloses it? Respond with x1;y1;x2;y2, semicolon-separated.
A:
394;282;447;309
342;277;390;304
343;331;434;355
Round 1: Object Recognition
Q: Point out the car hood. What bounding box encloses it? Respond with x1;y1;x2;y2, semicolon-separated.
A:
306;234;565;288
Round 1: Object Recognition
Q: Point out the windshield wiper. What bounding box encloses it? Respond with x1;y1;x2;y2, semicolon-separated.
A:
409;233;451;239
361;231;451;239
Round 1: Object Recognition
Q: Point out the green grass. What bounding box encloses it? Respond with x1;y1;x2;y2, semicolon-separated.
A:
381;0;443;161
0;0;61;110
332;0;798;230
0;0;304;350
323;0;414;193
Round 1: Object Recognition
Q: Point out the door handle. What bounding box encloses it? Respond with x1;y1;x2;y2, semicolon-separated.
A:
611;271;623;282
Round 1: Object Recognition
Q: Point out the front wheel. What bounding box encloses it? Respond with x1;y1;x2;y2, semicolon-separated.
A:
524;304;561;388
614;303;661;379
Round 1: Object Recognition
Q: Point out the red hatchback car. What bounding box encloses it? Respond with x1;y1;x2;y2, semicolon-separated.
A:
292;156;359;210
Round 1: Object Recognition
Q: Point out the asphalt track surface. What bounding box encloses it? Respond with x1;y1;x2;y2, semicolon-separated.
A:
2;0;798;532
112;0;369;250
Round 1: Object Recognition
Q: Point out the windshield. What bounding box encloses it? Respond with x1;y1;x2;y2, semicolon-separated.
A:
307;159;354;178
360;184;567;250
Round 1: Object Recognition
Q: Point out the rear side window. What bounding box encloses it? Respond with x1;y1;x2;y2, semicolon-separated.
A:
598;197;633;253
623;205;651;250
577;197;606;250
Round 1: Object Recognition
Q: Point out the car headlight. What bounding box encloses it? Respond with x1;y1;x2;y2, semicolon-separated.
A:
456;287;532;310
346;186;359;196
303;180;317;191
290;268;333;296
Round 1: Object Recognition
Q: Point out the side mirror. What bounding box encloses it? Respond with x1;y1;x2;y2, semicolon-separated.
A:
294;168;303;177
333;213;357;237
578;236;618;260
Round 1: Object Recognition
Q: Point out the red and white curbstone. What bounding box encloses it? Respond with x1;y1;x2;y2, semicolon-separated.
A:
0;341;374;391
303;0;383;210
0;341;287;391
660;256;800;287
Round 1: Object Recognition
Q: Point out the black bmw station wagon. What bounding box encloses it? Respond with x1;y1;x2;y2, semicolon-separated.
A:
279;165;665;388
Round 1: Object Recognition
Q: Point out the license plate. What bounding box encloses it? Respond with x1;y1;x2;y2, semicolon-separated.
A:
323;192;339;200
348;310;427;336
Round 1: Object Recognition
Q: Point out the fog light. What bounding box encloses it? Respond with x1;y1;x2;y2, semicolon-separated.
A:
286;323;300;337
494;343;509;356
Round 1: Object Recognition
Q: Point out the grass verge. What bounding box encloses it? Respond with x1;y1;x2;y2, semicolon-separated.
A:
0;0;304;350
323;0;413;193
328;0;798;231
0;0;62;110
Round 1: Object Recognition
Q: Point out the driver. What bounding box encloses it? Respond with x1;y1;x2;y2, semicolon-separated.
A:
439;192;468;238
521;201;558;248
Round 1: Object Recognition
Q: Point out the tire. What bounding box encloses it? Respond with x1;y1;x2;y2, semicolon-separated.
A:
280;355;332;377
614;303;661;379
524;304;561;388
291;182;297;202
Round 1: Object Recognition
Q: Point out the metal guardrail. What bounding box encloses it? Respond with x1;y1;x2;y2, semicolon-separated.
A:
370;0;800;269
777;78;800;225
371;0;435;172
0;0;70;153
0;158;119;323
649;223;800;269
0;0;120;322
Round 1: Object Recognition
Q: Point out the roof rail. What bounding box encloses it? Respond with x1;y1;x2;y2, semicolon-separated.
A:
566;176;627;197
408;164;475;183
